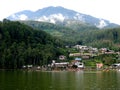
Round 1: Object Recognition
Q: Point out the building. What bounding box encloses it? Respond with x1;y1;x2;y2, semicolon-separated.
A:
75;57;82;61
96;63;103;69
75;62;84;68
71;57;84;68
59;55;66;60
112;63;120;69
51;60;69;70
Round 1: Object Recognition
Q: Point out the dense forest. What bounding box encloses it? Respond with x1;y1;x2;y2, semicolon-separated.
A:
0;19;66;69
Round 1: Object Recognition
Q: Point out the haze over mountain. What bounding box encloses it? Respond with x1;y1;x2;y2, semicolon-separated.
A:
7;6;119;29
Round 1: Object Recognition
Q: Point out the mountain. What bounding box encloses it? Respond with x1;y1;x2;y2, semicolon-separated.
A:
7;6;119;28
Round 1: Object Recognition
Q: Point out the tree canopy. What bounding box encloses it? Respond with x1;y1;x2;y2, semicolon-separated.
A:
0;19;65;69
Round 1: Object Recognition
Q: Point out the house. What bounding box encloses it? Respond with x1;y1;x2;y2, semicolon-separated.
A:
71;57;84;68
73;45;88;50
112;63;120;69
69;53;81;57
104;50;115;54
54;62;69;70
75;62;84;68
22;65;33;69
54;62;69;67
82;55;90;59
96;63;103;69
59;55;66;60
75;57;82;61
51;60;69;70
100;48;107;54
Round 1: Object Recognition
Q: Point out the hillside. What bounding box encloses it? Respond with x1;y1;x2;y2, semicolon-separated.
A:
77;27;120;50
21;20;120;50
0;19;65;69
21;20;99;44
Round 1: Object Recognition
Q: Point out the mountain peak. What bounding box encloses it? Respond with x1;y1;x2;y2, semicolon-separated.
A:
7;6;119;28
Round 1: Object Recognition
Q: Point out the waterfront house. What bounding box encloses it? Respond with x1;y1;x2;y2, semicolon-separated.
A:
71;57;84;68
51;60;69;70
54;62;69;70
75;62;84;68
96;63;103;69
112;63;120;69
22;65;33;69
54;62;69;67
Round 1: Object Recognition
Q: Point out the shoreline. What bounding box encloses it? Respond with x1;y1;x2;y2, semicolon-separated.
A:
0;68;120;72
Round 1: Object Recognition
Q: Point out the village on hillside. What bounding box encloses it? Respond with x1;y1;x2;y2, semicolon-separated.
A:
23;45;120;71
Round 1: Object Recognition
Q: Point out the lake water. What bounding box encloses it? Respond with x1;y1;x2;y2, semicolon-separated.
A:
0;70;120;90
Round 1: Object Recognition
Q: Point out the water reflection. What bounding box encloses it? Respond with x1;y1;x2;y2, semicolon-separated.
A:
83;71;120;90
50;71;84;90
0;70;120;90
75;71;83;90
117;71;120;89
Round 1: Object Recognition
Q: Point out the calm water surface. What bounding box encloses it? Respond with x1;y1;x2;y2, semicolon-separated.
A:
0;70;120;90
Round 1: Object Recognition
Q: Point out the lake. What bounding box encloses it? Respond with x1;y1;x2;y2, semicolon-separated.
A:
0;70;120;90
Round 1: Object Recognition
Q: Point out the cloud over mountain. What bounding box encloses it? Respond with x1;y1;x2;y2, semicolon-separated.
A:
7;6;119;28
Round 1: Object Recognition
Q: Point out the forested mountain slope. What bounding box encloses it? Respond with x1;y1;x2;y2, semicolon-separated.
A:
21;20;99;44
21;20;120;50
0;19;65;69
77;27;120;50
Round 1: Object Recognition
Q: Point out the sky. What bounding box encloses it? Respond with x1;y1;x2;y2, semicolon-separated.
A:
0;0;120;25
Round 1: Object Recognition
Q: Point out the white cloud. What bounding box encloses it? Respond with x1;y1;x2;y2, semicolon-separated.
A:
37;14;64;23
37;16;49;21
19;14;28;20
97;19;107;28
50;14;65;21
74;13;84;21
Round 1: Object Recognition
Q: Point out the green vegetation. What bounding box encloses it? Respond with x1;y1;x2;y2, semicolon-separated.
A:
1;19;120;69
0;19;66;69
22;21;120;51
21;21;98;45
83;54;117;68
80;28;120;50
